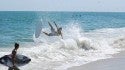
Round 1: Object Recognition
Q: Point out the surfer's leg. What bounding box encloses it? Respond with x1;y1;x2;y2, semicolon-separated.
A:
8;66;20;70
13;66;20;70
48;22;53;29
54;22;59;30
8;67;13;70
48;22;55;32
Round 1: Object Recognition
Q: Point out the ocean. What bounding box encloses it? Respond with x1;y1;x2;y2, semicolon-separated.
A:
0;12;125;70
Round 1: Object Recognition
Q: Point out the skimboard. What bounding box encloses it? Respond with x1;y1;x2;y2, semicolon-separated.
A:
35;21;43;38
0;54;31;67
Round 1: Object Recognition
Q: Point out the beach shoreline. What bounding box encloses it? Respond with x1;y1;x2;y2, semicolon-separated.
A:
68;50;125;70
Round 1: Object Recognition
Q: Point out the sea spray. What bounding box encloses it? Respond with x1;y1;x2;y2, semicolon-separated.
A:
0;12;125;70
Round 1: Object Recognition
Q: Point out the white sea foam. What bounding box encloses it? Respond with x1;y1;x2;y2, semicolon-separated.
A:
0;23;125;70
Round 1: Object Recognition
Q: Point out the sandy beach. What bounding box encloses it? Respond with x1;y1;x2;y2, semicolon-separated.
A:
68;50;125;70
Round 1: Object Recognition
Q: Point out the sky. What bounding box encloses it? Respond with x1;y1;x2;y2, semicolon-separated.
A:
0;0;125;12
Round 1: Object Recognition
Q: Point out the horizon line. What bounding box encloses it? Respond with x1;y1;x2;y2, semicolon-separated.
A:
0;10;125;13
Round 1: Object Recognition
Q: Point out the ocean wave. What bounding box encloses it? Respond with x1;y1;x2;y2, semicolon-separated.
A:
0;23;124;70
29;23;124;70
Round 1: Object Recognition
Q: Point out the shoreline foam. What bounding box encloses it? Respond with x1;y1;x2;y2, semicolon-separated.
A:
68;50;125;70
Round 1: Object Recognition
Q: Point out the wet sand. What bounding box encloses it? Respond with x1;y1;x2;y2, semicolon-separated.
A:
68;51;125;70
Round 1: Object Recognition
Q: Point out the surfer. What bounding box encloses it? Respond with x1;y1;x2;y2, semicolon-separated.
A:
8;43;20;70
43;22;63;39
54;21;63;39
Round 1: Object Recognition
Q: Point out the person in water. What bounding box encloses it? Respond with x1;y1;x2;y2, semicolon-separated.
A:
8;43;20;70
43;22;63;39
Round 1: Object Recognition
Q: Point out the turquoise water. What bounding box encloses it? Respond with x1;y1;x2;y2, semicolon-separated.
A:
0;12;36;47
0;12;125;47
0;12;125;70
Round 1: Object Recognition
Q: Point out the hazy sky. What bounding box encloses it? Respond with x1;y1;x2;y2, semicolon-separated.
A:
0;0;125;12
